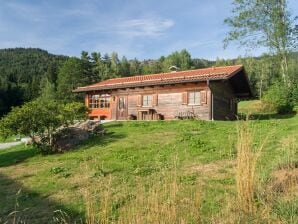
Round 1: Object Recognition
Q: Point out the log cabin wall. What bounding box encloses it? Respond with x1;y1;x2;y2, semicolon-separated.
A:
110;82;210;120
85;82;211;120
76;65;252;121
209;81;237;120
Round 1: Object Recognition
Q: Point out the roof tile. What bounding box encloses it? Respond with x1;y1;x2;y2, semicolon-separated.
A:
74;65;243;92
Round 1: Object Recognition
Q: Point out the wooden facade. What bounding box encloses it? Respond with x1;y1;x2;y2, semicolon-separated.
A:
74;65;252;121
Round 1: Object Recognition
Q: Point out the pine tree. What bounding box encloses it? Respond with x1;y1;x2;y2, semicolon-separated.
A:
120;56;130;77
39;77;56;100
56;58;85;102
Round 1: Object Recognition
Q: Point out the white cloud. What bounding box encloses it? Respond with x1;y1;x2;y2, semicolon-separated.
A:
114;18;174;37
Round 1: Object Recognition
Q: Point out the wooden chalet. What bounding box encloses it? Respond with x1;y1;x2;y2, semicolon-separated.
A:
73;65;252;121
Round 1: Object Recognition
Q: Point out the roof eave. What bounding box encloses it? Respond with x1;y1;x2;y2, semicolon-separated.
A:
73;76;230;93
226;66;253;98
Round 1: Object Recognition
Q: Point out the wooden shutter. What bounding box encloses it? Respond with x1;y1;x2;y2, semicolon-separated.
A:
85;94;89;107
200;91;207;104
153;94;158;106
137;95;142;106
182;92;188;105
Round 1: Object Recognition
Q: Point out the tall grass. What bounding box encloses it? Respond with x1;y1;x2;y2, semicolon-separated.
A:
236;119;268;214
236;120;256;213
82;155;202;224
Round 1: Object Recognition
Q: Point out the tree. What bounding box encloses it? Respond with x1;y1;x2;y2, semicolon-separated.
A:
0;48;67;116
45;62;58;85
120;56;131;77
179;49;193;70
224;0;297;84
0;99;85;154
90;52;105;81
162;50;193;71
110;52;121;78
56;57;86;102
81;51;97;83
39;77;56;100
262;81;294;114
129;58;141;75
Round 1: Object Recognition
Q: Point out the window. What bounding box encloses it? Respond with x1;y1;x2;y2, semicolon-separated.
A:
188;91;200;105
142;95;152;107
88;95;110;108
119;97;126;109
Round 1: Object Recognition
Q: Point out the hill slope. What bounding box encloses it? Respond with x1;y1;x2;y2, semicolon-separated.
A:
0;105;297;223
0;48;68;116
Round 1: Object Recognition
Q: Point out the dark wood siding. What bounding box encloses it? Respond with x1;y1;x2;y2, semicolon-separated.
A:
209;81;237;120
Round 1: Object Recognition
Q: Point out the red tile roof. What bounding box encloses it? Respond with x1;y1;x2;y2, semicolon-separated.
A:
74;65;244;92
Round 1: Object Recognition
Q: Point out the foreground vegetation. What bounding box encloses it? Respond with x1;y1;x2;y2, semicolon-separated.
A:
0;102;297;223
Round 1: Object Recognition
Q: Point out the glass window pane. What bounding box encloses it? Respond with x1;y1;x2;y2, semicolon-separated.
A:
89;95;110;109
188;91;200;105
143;95;152;106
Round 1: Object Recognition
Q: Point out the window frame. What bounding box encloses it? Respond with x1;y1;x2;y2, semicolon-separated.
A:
118;97;126;110
142;95;153;107
88;94;110;109
187;91;201;105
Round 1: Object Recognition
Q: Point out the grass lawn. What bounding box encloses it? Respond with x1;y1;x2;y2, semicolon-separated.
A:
0;101;297;223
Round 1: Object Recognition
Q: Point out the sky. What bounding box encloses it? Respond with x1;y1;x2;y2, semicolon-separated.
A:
0;0;297;60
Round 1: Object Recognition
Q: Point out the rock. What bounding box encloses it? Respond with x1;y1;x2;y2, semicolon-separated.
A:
72;120;105;135
52;120;104;151
21;137;32;145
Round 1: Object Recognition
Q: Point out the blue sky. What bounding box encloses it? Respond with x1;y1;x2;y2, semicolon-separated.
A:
0;0;297;60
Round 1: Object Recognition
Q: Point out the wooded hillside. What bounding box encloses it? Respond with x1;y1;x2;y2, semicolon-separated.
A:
0;48;68;116
0;48;297;116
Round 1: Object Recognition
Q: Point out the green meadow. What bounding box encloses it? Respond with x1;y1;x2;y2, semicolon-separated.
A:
0;101;297;223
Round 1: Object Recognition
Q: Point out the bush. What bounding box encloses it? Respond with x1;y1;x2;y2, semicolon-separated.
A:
0;99;86;154
262;82;295;114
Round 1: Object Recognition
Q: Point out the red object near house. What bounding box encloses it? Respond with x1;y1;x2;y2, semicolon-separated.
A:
73;65;252;120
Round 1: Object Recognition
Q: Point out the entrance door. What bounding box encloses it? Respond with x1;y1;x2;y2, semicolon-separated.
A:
117;96;128;120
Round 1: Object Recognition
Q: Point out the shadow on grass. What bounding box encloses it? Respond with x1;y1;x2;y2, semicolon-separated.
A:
102;122;124;128
0;130;126;168
76;131;126;150
0;173;84;224
238;111;297;120
0;146;38;168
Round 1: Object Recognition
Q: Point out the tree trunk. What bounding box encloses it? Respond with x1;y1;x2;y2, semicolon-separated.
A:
259;76;263;99
280;52;289;85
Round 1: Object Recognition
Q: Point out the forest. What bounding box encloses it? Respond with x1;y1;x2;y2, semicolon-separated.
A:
0;47;297;117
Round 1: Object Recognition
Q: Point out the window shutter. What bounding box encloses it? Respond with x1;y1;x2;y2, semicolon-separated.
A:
153;94;158;106
137;95;142;106
85;94;89;107
182;92;188;105
200;91;207;104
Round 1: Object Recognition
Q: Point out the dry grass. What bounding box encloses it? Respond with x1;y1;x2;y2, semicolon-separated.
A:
81;155;202;224
212;121;297;224
236;120;260;213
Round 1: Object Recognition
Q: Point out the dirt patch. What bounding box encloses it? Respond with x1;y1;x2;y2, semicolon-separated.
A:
186;159;236;174
269;167;298;196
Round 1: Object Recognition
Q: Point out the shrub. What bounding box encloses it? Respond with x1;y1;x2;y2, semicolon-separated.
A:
0;99;86;154
262;82;294;114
